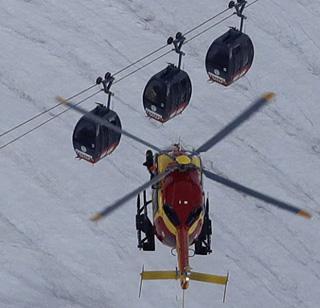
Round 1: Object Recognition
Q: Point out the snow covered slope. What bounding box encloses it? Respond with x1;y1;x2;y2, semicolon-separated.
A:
1;0;320;307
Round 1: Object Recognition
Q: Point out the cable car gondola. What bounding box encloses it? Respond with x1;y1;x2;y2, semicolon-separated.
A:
143;64;192;123
72;104;122;163
205;0;254;86
143;32;192;123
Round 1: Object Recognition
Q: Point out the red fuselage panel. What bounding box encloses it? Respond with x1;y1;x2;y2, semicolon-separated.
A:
163;169;203;225
153;168;204;248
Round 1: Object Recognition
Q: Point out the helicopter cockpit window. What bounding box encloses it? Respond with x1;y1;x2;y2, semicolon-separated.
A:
186;207;202;227
163;203;180;227
74;121;96;149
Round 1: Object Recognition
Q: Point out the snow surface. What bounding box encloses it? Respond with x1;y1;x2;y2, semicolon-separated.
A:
1;0;320;307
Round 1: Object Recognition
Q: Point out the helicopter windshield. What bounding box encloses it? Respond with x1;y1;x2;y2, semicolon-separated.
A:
186;207;202;227
164;201;203;228
163;203;181;226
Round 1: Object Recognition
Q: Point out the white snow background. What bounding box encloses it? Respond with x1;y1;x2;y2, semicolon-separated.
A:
0;0;320;307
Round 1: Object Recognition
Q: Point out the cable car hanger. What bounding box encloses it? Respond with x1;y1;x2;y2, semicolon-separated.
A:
229;0;247;33
167;32;186;70
0;0;261;150
96;72;115;110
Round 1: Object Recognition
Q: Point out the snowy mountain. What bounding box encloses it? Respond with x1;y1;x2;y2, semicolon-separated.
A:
0;0;320;307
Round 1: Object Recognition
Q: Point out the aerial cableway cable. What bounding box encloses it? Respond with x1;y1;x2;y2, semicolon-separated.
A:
112;44;169;78
0;1;259;150
0;89;102;151
184;13;235;45
113;49;174;85
112;5;231;78
0;5;235;143
184;0;259;45
0;83;97;139
183;6;230;36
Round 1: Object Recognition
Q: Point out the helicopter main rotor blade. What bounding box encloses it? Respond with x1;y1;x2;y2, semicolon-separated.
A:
91;167;176;221
203;168;311;219
195;93;275;154
56;96;162;153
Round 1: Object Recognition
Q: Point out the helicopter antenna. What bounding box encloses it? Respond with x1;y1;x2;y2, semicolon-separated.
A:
182;289;185;308
96;72;114;110
229;0;247;33
167;32;186;70
223;272;229;303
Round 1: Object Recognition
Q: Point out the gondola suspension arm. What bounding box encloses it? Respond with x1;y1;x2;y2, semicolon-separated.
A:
96;72;114;110
167;32;186;70
229;0;247;32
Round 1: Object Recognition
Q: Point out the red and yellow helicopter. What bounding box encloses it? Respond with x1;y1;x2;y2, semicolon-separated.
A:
57;93;311;300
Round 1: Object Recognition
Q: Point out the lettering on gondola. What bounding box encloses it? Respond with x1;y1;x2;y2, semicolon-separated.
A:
145;108;163;121
208;72;227;84
75;149;94;162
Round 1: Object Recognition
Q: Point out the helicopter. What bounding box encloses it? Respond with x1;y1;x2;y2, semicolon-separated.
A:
56;93;311;300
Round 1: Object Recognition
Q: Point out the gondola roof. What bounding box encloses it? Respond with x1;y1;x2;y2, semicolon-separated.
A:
213;28;249;47
152;64;187;84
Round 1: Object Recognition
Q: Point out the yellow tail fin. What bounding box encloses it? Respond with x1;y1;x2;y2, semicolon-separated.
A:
139;267;229;302
189;271;228;285
140;269;228;285
141;270;178;280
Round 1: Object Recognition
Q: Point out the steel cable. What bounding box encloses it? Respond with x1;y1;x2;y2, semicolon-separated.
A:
0;1;259;150
0;89;102;150
0;5;234;143
0;83;97;139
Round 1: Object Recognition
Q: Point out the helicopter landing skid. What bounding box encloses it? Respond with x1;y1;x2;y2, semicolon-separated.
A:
194;198;213;255
136;190;155;251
